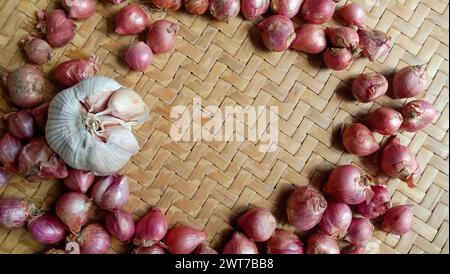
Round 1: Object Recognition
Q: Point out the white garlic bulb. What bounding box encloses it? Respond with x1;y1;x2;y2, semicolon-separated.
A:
46;76;149;175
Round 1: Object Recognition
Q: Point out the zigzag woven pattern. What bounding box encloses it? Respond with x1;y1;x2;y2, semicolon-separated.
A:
0;0;448;254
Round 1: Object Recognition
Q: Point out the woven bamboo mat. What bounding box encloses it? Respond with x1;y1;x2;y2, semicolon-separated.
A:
0;0;448;254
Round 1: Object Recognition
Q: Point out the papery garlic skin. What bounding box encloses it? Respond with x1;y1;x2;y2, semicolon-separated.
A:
46;76;147;175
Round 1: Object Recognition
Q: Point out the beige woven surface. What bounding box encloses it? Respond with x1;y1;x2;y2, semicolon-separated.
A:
0;0;448;254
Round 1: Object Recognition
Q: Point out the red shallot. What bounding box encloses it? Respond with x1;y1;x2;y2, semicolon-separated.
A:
56;192;92;233
105;209;135;242
91;174;129;210
342;123;380;156
341;245;364;254
324;165;374;205
0;132;23;169
345;218;373;247
258;15;296;52
301;0;336;24
18;139;68;181
133;207;168;247
392;65;428;99
32;103;49;130
61;0;96;20
323;47;357;71
400;100;436;132
286;186;327;231
358;28;392;62
0;198;38;229
381;205;413;236
165;226;207;254
341;3;366;29
134;244;166;254
54;55;100;88
28;214;66;245
6;110;36;140
209;0;240;21
352;72;388;103
115;4;148;35
266;229;304;254
380;136;421;188
2;65;45;108
150;0;182;10
67;223;111;254
223;232;259;254
356;185;390;218
146;20;179;54
306;232;340;254
36;9;77;48
318;201;352;238
20;35;53;64
64;168;95;193
194;243;219;254
325;27;359;49
125;42;153;72
270;0;303;19
237;207;276;242
241;0;269;19
365;107;403;135
184;0;210;15
290;24;327;54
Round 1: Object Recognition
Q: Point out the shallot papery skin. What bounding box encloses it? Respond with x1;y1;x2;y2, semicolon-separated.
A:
286;186;327;231
27;214;66;245
56;192;92;233
365;107;403;136
241;0;270;19
146;20;179;54
358;28;392;62
185;0;210;15
400;100;436;132
392;65;428;99
36;9;77;48
20;35;53;64
165;226;207;254
237;207;276;242
194;243;219;254
325;27;359;49
18;139;68;181
258;15;296;52
64;168;95;193
381;205;414;236
209;0;240;22
270;0;303;19
301;0;336;24
341;3;366;29
342;123;380;156
324;165;374;205
0;132;23;169
133;207;168;247
54;55;100;88
32;103;50;130
105;209;135;242
62;0;96;20
223;232;259;254
345;218;373;247
3;65;45;108
150;0;182;10
323;47;356;71
290;24;327;54
318;201;352;238
356;185;391;219
91;174;129;210
380;136;421;188
125;42;153;72
306;232;340;254
0;168;8;187
134;244;166;254
7;110;36;140
0;198;37;229
115;4;148;35
352;72;388;103
266;229;304;254
68;223;111;254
